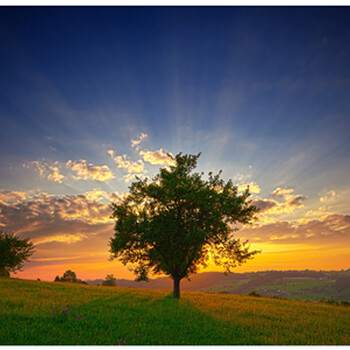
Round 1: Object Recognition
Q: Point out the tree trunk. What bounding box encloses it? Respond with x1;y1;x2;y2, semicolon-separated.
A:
173;277;181;299
0;267;10;277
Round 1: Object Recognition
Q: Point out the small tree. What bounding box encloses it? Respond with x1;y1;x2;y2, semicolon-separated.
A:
0;231;35;276
109;153;260;298
54;275;60;282
60;270;77;283
102;274;117;286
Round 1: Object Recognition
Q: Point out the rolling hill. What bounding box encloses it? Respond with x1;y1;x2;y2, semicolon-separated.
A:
87;269;350;302
1;277;350;345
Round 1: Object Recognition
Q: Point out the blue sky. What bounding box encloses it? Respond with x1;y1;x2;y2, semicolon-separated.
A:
0;7;349;280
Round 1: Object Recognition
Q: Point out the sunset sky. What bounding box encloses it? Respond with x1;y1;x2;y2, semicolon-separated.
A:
0;6;349;281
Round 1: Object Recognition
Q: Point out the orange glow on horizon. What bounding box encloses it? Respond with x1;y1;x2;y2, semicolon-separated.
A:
14;242;350;282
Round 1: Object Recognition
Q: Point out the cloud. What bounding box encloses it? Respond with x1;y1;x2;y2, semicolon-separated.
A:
237;181;261;194
123;173;147;183
287;194;306;208
84;189;109;202
252;198;278;212
107;150;147;182
108;150;145;173
234;173;252;183
0;190;114;245
0;190;28;206
252;187;306;215
241;213;350;245
109;191;126;203
305;206;330;217
35;234;87;245
271;187;295;198
24;160;65;184
131;133;148;150
66;160;114;182
24;160;46;177
0;189;118;278
320;190;336;202
139;149;176;166
47;164;65;183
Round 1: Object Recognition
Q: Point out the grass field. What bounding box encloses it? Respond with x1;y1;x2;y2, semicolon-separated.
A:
1;277;350;345
255;280;337;301
198;274;350;302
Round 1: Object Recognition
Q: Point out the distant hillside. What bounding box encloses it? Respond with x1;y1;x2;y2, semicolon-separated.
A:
86;269;350;301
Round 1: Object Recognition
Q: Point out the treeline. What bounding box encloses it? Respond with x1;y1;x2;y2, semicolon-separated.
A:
54;270;117;286
85;269;350;295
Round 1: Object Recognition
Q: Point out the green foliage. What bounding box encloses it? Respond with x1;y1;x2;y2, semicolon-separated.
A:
102;274;117;286
60;270;77;283
110;153;260;297
0;268;10;277
0;231;35;274
248;290;261;297
0;278;350;345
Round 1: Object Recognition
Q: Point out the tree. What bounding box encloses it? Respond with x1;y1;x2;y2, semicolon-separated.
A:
0;231;35;276
60;270;77;283
109;153;260;298
54;275;60;282
102;274;117;286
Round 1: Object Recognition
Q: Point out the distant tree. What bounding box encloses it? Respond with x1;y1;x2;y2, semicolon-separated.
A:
60;270;77;283
102;274;117;286
54;275;60;282
110;153;260;298
0;231;35;276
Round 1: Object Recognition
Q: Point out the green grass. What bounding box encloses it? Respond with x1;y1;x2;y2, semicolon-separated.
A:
1;277;350;345
200;279;247;293
256;280;337;301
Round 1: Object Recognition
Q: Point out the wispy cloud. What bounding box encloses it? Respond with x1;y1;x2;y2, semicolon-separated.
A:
139;149;176;166
35;233;87;245
66;160;114;182
320;190;336;202
271;187;295;199
23;160;65;184
253;187;306;215
107;150;146;182
305;206;331;218
241;213;350;245
237;181;261;194
107;150;145;173
131;132;148;150
47;163;65;183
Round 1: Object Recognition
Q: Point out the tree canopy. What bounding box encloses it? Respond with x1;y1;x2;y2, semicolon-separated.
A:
109;153;260;298
60;270;77;283
102;274;117;286
0;231;35;276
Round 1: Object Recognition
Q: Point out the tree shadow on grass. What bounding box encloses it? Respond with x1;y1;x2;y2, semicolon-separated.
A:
2;288;348;345
142;292;248;345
